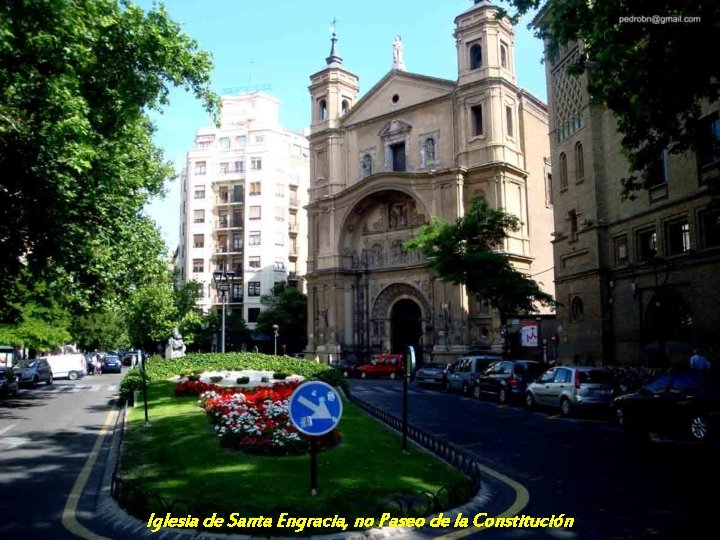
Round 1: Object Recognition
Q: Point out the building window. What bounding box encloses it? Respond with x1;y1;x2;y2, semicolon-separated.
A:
275;232;284;246
249;231;261;246
559;152;568;189
423;137;436;165
248;282;261;296
234;160;245;173
219;137;230;149
568;210;578;240
235;136;247;149
219;162;229;174
193;234;204;248
274;261;285;271
697;113;720;168
361;153;373;177
232;234;243;251
192;259;204;273
545;172;554;207
648;149;670;186
193;210;205;223
506;105;514;138
247;307;261;323
637;228;657;261
194;188;205;199
470;43;482;69
390;142;406;172
255;135;265;144
666;219;690;255
570;296;584;321
471;105;483;136
275;183;285;197
275;207;285;222
341;100;349;116
574;142;584;183
613;235;629;266
249;257;261;269
249;206;261;220
231;283;243;302
500;42;508;69
319;99;328;120
251;157;262;170
194;161;206;175
700;209;720;249
197;141;211;149
289;186;298;206
249;182;261;196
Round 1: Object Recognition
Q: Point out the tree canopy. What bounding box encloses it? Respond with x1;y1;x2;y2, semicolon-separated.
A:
0;0;218;328
255;282;308;355
499;0;720;195
403;196;555;326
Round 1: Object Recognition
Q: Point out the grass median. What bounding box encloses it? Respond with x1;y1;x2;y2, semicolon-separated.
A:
121;379;471;534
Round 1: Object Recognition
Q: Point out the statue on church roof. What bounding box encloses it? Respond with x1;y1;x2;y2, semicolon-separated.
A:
392;35;405;71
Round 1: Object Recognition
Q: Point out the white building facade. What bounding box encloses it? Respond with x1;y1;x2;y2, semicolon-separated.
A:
176;92;309;329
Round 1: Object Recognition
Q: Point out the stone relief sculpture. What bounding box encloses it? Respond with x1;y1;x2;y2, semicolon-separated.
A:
361;153;373;177
166;327;186;359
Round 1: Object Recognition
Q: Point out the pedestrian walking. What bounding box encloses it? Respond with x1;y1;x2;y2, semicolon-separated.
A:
690;349;711;371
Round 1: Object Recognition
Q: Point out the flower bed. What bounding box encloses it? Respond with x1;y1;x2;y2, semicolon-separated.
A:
177;379;340;456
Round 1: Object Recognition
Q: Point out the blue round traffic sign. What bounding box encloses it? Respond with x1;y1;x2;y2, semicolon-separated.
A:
288;381;343;436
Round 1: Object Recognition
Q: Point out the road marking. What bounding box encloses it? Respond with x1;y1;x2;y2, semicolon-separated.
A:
436;461;530;539
497;404;509;408
62;408;117;540
546;414;561;420
0;424;15;436
1;436;30;449
88;385;102;392
108;385;117;392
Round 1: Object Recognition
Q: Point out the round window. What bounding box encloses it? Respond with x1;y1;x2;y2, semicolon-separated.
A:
571;296;584;320
391;94;400;104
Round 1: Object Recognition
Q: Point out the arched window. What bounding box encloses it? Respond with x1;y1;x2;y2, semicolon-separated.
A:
559;152;568;189
319;99;328;120
423;138;436;164
574;142;585;182
470;43;482;69
361;154;372;177
500;43;508;69
571;296;584;321
341;100;349;116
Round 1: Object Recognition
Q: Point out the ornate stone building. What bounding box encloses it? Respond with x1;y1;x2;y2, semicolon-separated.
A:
305;1;555;364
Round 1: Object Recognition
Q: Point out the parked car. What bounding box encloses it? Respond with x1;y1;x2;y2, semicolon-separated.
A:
475;360;546;403
413;362;450;388
612;370;720;443
330;358;361;378
102;355;122;374
45;354;87;380
446;354;503;394
356;354;404;379
13;358;53;386
525;366;617;416
0;367;19;398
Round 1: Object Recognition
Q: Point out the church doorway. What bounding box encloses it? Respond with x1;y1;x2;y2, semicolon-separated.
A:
390;299;422;364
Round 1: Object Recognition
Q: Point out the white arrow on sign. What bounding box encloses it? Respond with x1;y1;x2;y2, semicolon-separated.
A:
297;395;332;419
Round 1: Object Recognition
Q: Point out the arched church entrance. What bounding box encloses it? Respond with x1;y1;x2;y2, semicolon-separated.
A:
391;299;422;363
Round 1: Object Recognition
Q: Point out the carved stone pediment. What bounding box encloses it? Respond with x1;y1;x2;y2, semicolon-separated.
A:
378;119;412;137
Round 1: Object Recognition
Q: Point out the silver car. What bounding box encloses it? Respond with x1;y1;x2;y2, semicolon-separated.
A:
525;366;617;416
446;354;503;394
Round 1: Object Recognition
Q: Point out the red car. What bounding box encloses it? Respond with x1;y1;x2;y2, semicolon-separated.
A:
357;354;404;379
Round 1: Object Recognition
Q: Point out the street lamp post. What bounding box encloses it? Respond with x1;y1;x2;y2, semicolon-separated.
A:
213;267;236;353
273;324;279;356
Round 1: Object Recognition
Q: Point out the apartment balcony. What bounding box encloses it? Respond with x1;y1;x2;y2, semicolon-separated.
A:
288;248;298;260
289;197;299;208
288;223;299;234
216;219;244;230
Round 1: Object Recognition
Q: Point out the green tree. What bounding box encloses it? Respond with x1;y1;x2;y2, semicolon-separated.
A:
404;196;554;352
0;0;218;318
499;0;719;195
71;308;129;352
255;282;308;355
125;282;177;351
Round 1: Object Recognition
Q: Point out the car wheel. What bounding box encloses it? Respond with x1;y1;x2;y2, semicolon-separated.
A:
525;392;535;409
499;388;508;404
690;415;711;441
560;398;573;417
46;375;53;385
360;372;367;379
32;375;39;387
472;385;481;400
68;371;79;381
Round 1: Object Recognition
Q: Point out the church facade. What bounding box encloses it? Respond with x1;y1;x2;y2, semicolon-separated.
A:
305;1;555;364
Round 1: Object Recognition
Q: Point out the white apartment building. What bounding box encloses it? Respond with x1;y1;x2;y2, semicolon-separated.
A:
176;92;309;328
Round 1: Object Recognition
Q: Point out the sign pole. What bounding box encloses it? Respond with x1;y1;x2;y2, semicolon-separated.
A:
140;351;149;426
402;371;408;451
310;438;318;495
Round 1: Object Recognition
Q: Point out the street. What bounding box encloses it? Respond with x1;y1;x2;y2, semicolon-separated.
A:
0;372;123;539
349;378;716;540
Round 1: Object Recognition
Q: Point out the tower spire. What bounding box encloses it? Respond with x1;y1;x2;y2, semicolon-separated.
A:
326;18;343;66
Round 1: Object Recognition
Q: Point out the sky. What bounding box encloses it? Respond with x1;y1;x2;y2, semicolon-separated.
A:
140;0;548;249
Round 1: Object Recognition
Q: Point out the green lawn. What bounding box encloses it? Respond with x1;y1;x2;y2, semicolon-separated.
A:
122;380;470;533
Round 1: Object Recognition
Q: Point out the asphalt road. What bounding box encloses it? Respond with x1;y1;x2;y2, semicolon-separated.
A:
349;378;717;540
0;370;124;539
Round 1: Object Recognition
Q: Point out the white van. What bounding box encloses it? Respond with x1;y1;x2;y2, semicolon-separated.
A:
44;354;87;380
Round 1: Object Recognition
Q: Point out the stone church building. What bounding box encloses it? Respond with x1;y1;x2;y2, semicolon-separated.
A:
305;1;555;364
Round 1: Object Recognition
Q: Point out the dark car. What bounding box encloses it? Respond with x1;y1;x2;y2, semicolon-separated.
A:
13;358;53;386
612;370;720;443
102;355;122;374
475;360;546;403
330;358;360;378
413;362;450;388
0;367;19;398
